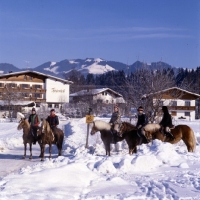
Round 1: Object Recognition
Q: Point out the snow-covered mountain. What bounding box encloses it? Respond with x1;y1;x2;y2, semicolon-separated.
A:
0;58;174;78
34;58;127;78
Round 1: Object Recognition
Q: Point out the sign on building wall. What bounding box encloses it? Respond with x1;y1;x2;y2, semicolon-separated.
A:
46;79;69;103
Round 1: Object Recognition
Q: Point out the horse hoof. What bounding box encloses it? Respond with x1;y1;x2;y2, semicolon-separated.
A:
41;159;44;162
22;156;25;159
29;157;32;160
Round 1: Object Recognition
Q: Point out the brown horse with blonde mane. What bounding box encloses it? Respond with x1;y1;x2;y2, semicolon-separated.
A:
143;123;196;152
118;121;149;154
17;118;37;159
90;120;148;156
38;119;64;161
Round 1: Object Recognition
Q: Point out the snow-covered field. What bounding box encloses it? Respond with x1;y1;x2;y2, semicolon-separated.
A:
0;117;200;200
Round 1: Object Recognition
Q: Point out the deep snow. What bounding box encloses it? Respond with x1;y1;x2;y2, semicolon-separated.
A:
0;117;200;200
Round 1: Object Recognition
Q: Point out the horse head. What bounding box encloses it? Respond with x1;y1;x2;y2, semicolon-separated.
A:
143;123;161;142
90;120;111;135
90;121;99;135
41;119;51;134
118;122;137;137
17;118;27;131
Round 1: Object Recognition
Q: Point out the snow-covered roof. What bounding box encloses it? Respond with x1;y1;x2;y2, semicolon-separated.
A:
0;70;73;84
70;88;122;97
142;87;200;100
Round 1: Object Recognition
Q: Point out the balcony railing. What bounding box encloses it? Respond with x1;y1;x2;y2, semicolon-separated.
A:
0;87;46;93
169;106;195;111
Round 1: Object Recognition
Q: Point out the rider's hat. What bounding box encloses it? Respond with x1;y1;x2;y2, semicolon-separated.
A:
138;106;143;111
162;106;168;113
32;107;36;111
114;104;118;109
50;108;55;112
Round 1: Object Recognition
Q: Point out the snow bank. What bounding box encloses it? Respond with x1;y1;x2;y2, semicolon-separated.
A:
0;118;200;199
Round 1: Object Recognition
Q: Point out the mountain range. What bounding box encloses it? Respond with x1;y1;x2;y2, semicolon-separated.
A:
0;58;177;78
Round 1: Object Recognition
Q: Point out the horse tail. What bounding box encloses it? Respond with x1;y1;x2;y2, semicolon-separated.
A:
191;128;196;151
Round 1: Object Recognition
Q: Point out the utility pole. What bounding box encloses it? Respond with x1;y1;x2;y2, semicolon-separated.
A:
85;107;93;148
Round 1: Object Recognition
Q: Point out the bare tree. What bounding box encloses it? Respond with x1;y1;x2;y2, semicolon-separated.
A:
111;67;178;122
1;84;24;121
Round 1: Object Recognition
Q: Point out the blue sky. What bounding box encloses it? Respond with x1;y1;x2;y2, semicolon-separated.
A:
0;0;199;69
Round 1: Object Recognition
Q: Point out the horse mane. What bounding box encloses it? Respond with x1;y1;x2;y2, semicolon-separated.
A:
143;123;161;132
93;120;111;131
42;119;51;133
122;122;137;129
23;118;30;129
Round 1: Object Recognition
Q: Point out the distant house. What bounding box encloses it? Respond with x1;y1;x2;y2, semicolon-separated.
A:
143;87;200;120
70;88;125;105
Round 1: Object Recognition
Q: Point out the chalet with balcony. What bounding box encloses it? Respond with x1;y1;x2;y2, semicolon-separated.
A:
0;70;73;116
144;87;200;120
70;88;125;105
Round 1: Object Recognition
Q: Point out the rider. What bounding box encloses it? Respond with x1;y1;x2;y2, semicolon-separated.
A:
28;107;41;144
136;106;148;137
46;109;59;133
159;106;175;140
109;104;121;144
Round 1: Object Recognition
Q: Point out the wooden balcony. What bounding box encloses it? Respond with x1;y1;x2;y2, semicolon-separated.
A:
0;87;46;93
169;106;195;111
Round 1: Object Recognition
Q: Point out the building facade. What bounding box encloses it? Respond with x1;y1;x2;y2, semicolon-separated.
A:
0;70;72;116
152;87;200;121
70;88;125;104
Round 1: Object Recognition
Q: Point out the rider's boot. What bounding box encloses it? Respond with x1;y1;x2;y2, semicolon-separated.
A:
111;130;117;144
167;131;175;141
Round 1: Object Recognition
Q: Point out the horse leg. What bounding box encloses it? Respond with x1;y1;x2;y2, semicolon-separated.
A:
41;144;45;161
133;146;137;153
182;139;194;152
22;143;27;159
29;143;32;160
39;143;42;158
49;144;52;160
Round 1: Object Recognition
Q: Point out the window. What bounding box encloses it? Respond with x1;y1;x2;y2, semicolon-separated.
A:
0;92;2;96
106;100;108;103
22;84;29;89
30;76;33;80
54;104;59;108
36;103;40;107
185;112;190;116
0;83;4;88
171;101;177;106
24;75;27;80
102;92;104;95
34;85;41;89
185;101;190;106
159;101;164;106
7;83;15;88
48;104;52;108
34;93;41;98
23;93;29;98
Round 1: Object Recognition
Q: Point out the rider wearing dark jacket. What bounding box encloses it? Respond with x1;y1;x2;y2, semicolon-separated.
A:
136;106;147;129
46;109;59;132
159;106;175;140
109;104;121;144
136;106;148;137
28;107;41;144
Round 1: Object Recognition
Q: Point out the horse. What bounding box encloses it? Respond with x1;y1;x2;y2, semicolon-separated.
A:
17;118;37;159
90;120;148;156
39;119;64;161
118;122;149;154
143;123;196;152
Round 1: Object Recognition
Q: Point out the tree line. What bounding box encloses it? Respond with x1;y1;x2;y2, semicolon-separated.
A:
64;66;200;119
